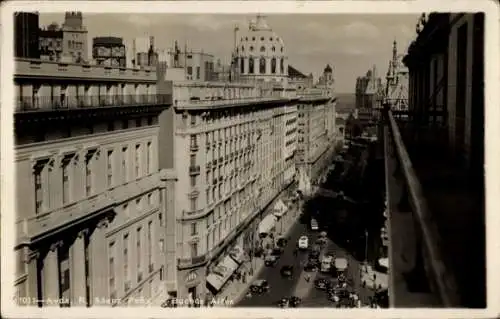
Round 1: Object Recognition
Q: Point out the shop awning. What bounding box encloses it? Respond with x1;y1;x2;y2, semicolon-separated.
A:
273;199;288;218
229;245;245;264
258;214;277;234
206;255;239;292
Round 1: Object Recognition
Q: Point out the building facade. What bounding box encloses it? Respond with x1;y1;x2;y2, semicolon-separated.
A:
92;37;126;68
296;89;337;184
386;13;485;307
161;79;299;299
14;58;174;307
163;43;215;81
355;65;383;109
38;11;88;63
14;12;40;59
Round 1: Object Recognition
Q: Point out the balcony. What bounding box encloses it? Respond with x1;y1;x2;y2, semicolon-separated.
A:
189;165;201;176
15;94;172;112
174;96;292;110
188;189;200;199
177;255;207;269
384;109;485;308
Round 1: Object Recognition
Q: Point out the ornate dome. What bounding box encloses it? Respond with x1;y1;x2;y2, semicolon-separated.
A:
236;15;288;81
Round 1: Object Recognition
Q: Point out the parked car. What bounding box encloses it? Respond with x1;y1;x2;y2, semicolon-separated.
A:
304;262;318;272
289;296;302;307
278;296;302;308
250;279;270;294
280;265;294;278
272;247;284;256
298;236;309;249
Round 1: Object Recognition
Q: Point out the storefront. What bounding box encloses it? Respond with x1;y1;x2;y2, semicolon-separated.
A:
176;267;205;303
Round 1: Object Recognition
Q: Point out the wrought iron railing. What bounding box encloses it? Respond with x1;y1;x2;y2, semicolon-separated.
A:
384;107;460;307
16;94;172;111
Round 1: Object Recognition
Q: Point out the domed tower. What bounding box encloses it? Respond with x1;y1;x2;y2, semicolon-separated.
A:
235;14;288;83
323;64;334;86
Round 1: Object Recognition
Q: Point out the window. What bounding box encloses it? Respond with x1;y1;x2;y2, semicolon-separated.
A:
191;223;197;236
190;198;197;211
135;144;141;177
136;197;141;210
148;221;153;272
196;66;200;79
108;241;116;299
190;242;198;258
34;165;44;214
123;234;130;291
280;58;284;74
135;118;142;127
158;212;163;226
260;46;265;52
240;57;245;73
249;58;254;74
190;176;196;187
190;115;196;125
148;193;153;206
85;152;94;197
187;66;192;75
62;157;71;204
271;57;277;74
259;57;266;74
190;154;196;166
122;146;128;182
122;119;129;129
271;46;276;52
190;135;197;149
106;150;114;187
136;227;142;282
146;142;152;174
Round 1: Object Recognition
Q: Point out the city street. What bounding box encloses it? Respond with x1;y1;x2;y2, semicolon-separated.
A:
236;219;375;307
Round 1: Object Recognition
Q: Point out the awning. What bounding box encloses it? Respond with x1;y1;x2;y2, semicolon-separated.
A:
229;245;245;264
206;255;239;292
273;199;288;218
378;258;389;269
335;258;348;270
258;214;277;234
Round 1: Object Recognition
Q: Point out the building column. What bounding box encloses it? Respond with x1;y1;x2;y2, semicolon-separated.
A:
43;241;61;305
72;230;88;306
25;249;40;301
90;219;109;303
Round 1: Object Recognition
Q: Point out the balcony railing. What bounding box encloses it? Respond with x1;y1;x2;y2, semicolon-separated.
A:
384;108;461;307
174;96;288;109
16;94;172;112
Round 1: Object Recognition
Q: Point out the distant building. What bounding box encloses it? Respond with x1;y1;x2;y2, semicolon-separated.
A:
14;12;40;59
384;40;409;111
130;36;158;69
355;65;383;109
163;41;215;81
288;65;313;90
92;37;126;67
38;11;88;63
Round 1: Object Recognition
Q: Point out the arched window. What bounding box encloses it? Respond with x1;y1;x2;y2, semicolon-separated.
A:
260;46;265;52
271;57;276;74
259;57;266;74
249;58;254;74
280;58;284;74
260;37;265;41
281;47;284;52
249;46;254;52
271;46;276;52
269;37;273;41
241;45;245;51
252;37;256;41
240;57;245;74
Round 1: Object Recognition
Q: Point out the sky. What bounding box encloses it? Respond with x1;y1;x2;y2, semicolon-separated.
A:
39;13;420;93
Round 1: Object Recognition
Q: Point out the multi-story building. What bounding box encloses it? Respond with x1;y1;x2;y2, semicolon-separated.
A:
355;65;383;109
288;65;314;90
162;78;299;299
296;88;337;184
13;58;174;307
14;12;40;59
164;43;215;81
92;37;126;68
39;11;88;63
385;13;485;307
234;15;289;84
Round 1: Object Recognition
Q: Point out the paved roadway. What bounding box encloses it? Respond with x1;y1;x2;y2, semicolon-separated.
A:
236;220;375;308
